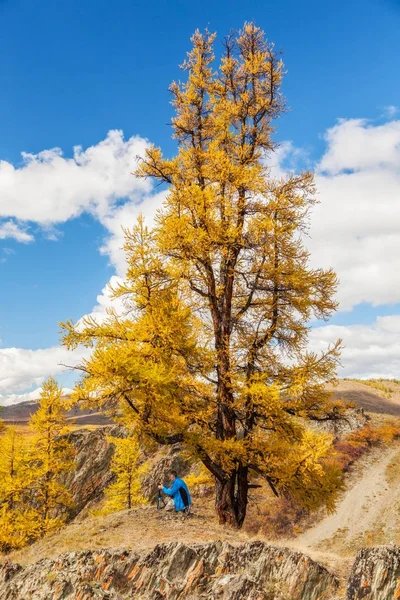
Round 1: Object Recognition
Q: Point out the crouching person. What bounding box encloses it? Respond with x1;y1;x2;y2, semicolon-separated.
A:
158;470;192;514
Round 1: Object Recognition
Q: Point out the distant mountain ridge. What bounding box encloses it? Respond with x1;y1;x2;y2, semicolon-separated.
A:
0;399;112;425
2;379;400;424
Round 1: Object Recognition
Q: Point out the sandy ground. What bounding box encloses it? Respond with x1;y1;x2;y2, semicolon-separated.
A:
296;442;400;553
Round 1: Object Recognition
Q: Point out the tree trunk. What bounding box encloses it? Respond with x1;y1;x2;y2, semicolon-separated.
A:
215;467;249;528
236;465;249;527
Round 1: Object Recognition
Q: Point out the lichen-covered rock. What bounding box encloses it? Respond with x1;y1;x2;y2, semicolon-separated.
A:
141;444;192;502
310;408;369;441
61;426;125;519
60;430;191;520
0;541;339;600
346;545;400;600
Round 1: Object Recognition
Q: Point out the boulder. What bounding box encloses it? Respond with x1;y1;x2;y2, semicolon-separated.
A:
141;444;192;502
346;545;400;600
310;408;369;440
61;426;125;518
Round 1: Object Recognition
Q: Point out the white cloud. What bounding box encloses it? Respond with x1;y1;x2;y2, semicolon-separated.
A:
304;117;400;311
99;188;166;275
0;131;166;405
310;315;400;379
0;345;90;402
319;118;400;174
0;220;34;242
77;275;126;326
0;129;165;275
0;129;152;226
2;121;399;311
383;105;398;119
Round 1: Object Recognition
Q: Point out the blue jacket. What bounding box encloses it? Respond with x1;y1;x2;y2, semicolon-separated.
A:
162;477;192;512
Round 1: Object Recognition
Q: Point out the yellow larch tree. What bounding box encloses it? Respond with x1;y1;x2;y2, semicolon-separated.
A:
99;434;147;515
0;426;29;509
28;377;75;535
62;23;344;528
0;426;41;551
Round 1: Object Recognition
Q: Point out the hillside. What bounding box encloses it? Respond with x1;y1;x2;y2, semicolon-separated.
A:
3;378;400;424
2;379;400;599
4;500;400;598
329;379;400;416
295;441;400;554
8;436;400;566
0;399;112;425
6;419;400;581
2;378;399;425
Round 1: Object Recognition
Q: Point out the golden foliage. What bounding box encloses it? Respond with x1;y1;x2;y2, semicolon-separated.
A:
28;377;75;536
0;378;75;552
96;435;147;515
61;23;342;527
185;464;214;496
0;427;40;552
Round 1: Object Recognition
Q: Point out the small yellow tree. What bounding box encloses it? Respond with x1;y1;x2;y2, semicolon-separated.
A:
0;427;41;551
29;377;75;535
0;426;29;507
99;435;147;515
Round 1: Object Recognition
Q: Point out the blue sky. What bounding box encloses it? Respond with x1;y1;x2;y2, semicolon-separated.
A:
1;0;400;403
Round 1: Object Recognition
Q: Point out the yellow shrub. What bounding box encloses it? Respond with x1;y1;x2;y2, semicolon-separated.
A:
185;464;214;496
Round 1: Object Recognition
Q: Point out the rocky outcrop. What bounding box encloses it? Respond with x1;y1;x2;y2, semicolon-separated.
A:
60;429;191;519
0;541;339;599
311;408;369;440
61;426;125;518
346;545;400;600
141;444;192;502
4;542;400;598
60;429;193;518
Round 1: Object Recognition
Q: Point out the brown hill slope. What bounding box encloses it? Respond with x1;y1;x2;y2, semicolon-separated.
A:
0;399;112;425
2;379;400;425
329;379;400;415
294;440;400;556
1;378;399;425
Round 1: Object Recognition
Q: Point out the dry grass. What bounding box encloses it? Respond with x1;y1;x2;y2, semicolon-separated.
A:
329;379;400;416
344;378;399;399
385;448;400;484
7;499;252;566
5;497;351;587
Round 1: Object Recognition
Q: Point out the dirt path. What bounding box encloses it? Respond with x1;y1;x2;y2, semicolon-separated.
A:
297;443;400;550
